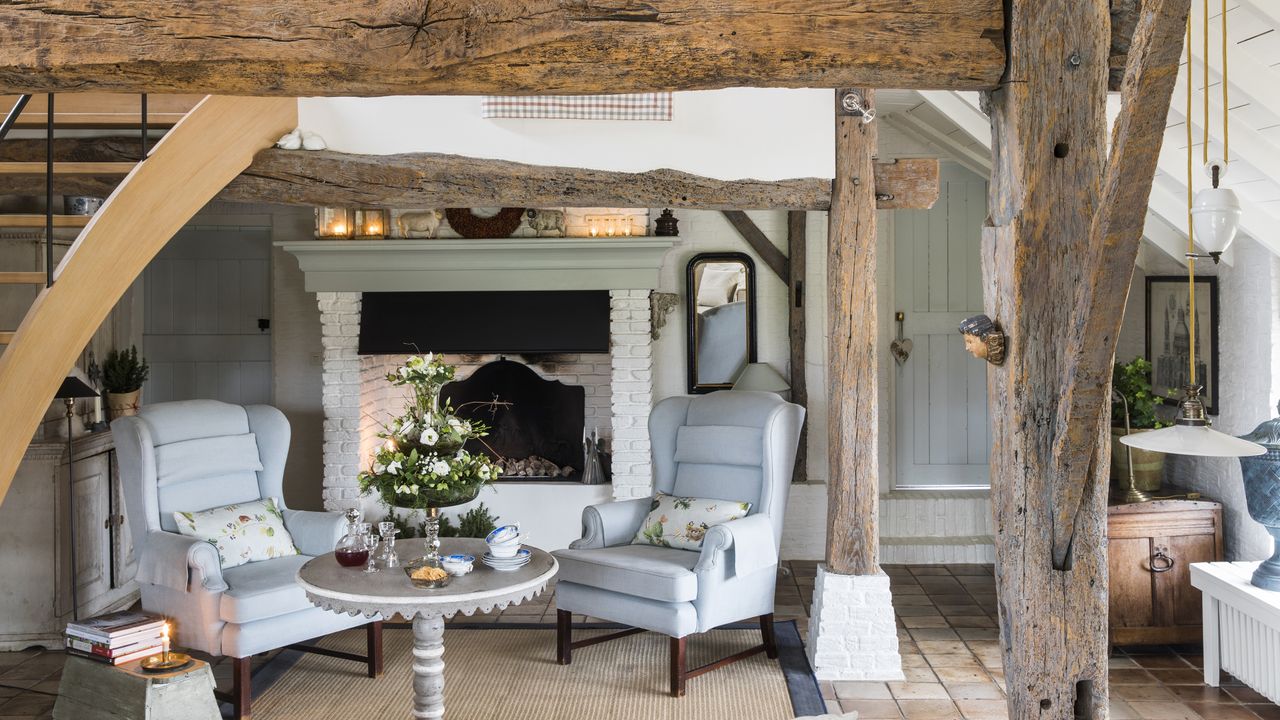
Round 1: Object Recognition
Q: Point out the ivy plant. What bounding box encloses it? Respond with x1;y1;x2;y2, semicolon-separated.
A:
1112;357;1168;430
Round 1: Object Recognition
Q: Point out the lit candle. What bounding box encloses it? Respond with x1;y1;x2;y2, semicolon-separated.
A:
332;222;347;236
605;221;616;237
162;622;170;662
589;225;599;237
623;223;633;237
93;395;104;425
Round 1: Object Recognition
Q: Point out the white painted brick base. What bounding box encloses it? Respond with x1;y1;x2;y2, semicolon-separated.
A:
317;291;363;511
807;566;905;681
609;289;653;500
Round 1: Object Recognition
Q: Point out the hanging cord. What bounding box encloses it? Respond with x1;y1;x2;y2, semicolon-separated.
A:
1186;14;1197;387
1221;0;1229;168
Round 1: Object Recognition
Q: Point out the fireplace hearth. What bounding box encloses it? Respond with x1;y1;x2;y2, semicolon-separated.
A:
441;358;592;482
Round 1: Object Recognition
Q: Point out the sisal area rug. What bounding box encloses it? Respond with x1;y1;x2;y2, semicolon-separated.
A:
248;622;822;719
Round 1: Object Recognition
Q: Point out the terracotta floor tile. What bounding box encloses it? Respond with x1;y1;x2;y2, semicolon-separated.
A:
833;681;893;700
1132;654;1196;670
1248;703;1280;720
933;667;991;685
947;616;996;628
1110;668;1159;684
903;616;953;629
1111;656;1141;669
889;682;952;700
1225;686;1274;704
1149;668;1211;685
954;699;1009;720
926;655;983;670
1114;684;1181;703
909;628;962;642
902;654;931;669
1126;701;1205;720
904;666;940;683
897;606;946;618
946;682;1004;700
1110;699;1140;719
840;698;905;718
897;594;939;607
897;698;964;720
1166;684;1234;704
918;641;972;655
955;629;999;642
1184;703;1261;720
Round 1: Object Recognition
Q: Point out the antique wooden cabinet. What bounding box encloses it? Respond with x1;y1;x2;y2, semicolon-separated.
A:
0;431;138;650
1108;498;1223;646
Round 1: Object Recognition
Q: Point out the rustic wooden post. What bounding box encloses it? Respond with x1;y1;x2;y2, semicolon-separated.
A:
787;211;808;483
825;88;879;576
983;0;1189;717
806;88;902;682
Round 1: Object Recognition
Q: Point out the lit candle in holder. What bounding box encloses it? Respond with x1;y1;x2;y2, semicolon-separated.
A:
605;219;616;237
589;224;599;237
162;622;170;662
623;222;633;237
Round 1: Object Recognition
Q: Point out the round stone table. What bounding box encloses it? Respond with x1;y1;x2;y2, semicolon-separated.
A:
297;537;558;719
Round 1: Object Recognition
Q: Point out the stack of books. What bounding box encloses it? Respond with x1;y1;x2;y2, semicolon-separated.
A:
65;611;165;665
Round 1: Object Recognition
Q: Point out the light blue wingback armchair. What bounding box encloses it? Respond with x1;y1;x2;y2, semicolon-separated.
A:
113;400;382;719
552;391;804;696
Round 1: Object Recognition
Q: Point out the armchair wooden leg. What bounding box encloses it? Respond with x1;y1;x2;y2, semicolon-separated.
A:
760;613;778;659
670;636;687;697
556;610;572;665
367;621;384;678
232;656;252;719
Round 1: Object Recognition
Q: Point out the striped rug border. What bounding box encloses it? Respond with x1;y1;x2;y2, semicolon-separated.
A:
236;620;823;718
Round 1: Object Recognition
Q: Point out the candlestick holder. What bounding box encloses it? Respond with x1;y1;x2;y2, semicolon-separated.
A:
140;651;193;673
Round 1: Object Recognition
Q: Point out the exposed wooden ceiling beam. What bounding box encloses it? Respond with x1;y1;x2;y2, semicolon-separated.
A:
0;140;938;212
0;1;1006;95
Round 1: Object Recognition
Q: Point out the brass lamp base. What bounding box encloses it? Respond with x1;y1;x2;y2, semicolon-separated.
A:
139;652;193;673
1121;486;1154;504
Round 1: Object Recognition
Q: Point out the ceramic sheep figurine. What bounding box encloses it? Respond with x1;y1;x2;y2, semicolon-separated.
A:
398;210;444;238
525;209;566;237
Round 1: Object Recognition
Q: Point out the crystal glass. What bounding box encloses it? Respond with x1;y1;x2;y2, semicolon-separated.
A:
377;521;400;568
359;523;380;574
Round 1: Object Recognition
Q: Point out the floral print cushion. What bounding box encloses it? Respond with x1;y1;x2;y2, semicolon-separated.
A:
173;498;298;569
631;492;752;552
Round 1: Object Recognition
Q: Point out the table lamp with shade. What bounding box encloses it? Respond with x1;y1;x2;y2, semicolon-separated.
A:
54;369;99;621
732;363;790;395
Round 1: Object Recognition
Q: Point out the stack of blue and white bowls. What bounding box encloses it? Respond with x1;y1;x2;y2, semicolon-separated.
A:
483;524;531;571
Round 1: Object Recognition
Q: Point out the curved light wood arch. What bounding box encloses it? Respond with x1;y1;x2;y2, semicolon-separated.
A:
0;95;296;498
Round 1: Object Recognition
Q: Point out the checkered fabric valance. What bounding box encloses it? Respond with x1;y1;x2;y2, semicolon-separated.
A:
481;93;672;120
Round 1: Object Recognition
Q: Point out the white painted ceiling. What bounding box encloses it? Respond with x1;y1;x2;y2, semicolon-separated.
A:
887;0;1280;263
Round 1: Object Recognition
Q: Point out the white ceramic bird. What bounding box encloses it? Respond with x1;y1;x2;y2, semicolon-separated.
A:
301;131;327;151
275;129;302;150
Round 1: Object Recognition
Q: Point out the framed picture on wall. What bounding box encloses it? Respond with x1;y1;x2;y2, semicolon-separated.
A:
1145;275;1219;415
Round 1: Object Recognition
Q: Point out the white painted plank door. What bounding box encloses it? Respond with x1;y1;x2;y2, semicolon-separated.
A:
143;228;272;405
893;163;990;488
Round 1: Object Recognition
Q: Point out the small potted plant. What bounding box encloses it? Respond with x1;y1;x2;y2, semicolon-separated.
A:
102;346;149;419
1111;357;1169;493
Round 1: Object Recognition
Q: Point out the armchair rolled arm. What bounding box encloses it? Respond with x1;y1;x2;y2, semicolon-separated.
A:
569;498;653;549
136;531;227;593
694;514;778;577
283;509;347;557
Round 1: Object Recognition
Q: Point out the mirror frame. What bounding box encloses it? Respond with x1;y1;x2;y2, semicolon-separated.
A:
685;252;758;394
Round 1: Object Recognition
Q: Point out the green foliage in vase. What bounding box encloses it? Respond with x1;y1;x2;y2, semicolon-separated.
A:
102;346;150;393
358;353;503;510
1112;357;1168;430
456;503;499;538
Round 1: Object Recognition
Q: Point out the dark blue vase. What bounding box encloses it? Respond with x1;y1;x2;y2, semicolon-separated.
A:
1238;411;1280;591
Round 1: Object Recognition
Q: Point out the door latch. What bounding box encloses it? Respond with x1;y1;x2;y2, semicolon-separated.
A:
890;311;913;365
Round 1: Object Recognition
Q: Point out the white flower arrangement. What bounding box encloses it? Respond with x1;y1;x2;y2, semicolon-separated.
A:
358;353;502;509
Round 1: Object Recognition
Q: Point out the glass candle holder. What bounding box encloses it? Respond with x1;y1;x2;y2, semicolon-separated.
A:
354;208;389;239
316;207;354;239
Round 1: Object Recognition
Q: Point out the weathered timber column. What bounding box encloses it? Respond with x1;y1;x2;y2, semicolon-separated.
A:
787;211;808;483
985;0;1190;716
983;1;1110;717
807;89;903;682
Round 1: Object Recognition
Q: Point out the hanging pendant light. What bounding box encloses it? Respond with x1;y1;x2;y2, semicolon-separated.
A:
1120;6;1265;459
1120;385;1265;457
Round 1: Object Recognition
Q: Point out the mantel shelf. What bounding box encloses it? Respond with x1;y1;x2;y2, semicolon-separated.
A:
277;236;677;293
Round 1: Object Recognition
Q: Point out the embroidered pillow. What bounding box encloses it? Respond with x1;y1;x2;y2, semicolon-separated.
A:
631;493;752;552
173;498;298;569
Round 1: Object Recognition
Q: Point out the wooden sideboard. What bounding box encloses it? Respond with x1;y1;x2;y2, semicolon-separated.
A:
1108;497;1223;646
0;430;138;650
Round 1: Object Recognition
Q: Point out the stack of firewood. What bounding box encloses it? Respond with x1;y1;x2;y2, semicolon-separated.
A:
499;456;575;478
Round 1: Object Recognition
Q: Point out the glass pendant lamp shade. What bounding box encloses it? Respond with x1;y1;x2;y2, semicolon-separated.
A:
1190;186;1242;255
1119;385;1266;458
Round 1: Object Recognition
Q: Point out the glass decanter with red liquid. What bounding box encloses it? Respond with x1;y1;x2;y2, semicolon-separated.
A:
335;510;371;567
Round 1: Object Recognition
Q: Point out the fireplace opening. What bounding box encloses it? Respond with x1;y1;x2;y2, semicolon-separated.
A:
441;358;595;482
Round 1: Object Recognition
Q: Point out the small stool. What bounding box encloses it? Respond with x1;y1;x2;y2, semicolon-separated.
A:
53;654;221;720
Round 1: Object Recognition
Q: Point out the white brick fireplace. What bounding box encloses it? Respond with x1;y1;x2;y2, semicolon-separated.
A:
285;237;674;546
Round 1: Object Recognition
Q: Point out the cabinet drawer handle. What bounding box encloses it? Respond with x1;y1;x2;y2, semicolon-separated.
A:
1149;551;1175;573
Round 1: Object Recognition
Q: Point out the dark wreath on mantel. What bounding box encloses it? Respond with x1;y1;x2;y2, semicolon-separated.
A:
444;208;526;239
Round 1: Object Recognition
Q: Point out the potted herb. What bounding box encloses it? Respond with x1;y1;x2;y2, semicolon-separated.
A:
1111;357;1168;492
102;346;149;419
